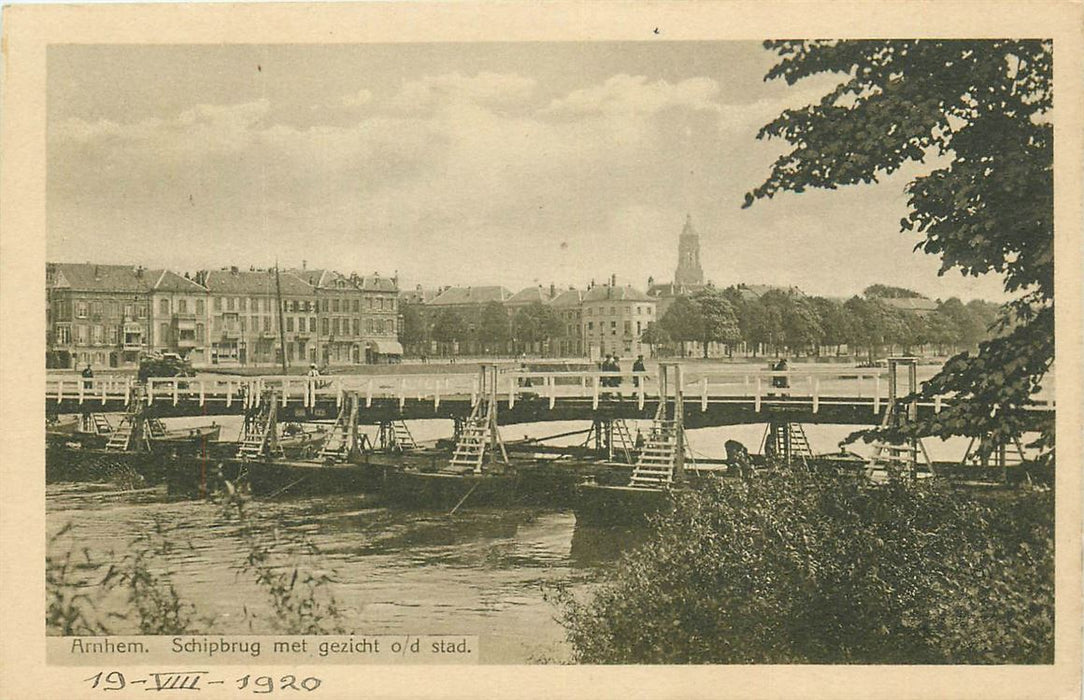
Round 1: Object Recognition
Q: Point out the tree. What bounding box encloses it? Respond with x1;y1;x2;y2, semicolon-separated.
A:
477;301;510;354
745;40;1053;459
511;302;561;355
658;296;702;358
810;296;853;355
559;471;1053;664
690;289;740;358
398;304;426;354
639;322;671;354
863;284;924;299
430;307;465;356
739;297;783;357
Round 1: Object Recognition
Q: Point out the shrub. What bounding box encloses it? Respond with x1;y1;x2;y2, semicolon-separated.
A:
558;469;1053;664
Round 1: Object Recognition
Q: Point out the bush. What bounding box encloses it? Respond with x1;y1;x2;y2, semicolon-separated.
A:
558;469;1053;664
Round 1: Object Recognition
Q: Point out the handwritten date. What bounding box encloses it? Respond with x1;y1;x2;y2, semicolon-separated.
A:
84;671;322;693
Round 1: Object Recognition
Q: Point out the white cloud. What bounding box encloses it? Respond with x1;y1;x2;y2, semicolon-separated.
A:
541;75;722;118
341;89;373;109
388;71;537;112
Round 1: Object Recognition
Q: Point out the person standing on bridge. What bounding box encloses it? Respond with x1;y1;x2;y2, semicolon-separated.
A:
81;363;94;390
772;358;790;390
632;354;646;387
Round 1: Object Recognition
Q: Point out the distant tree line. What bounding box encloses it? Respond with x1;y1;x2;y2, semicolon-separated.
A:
398;285;1001;361
399;301;564;357
649;286;1001;361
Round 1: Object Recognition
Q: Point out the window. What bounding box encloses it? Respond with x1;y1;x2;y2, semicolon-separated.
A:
213;317;221;331
610;306;616;316
263;316;271;332
352;299;359;313
391;298;397;312
124;303;134;319
138;305;148;319
227;297;235;311
588;321;594;331
377;298;384;311
647;307;653;315
367;298;374;310
332;299;340;313
214;297;222;312
107;301;118;318
286;317;294;333
159;323;169;343
636;306;642;315
75;325;88;344
367;319;374;333
196;323;205;342
309;317;316;332
636;321;642;334
611;321;617;329
160;298;170;315
251;316;258;333
75;301;88;318
90;301;103;318
107;327;118;345
178;299;188;314
56;326;71;344
240;297;247;312
321;318;329;335
321;299;329;313
388;318;395;333
196;299;205;315
239;317;246;332
333;318;341;335
624;321;632;335
352;318;359;336
251;298;260;313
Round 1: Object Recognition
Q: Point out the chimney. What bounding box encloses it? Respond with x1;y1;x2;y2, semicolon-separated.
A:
302;260;307;270
648;275;654;287
611;273;617;287
94;265;100;280
230;265;239;275
549;283;556;299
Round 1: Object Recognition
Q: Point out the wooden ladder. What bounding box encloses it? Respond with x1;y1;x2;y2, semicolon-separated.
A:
236;392;284;460
318;394;359;463
390;420;419;451
446;364;507;474
609;418;636;464
627;363;688;489
866;357;933;482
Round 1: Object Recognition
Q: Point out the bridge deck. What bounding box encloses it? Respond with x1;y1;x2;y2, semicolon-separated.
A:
45;368;1054;428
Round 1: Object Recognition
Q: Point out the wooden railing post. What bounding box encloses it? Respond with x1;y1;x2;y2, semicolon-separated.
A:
754;376;762;412
701;377;708;412
591;375;599;410
812;377;820;414
873;375;881;414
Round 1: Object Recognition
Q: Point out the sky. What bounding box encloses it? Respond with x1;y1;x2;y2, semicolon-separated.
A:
47;42;1009;302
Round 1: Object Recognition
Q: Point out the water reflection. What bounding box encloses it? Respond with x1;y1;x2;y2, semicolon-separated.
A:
570;524;652;567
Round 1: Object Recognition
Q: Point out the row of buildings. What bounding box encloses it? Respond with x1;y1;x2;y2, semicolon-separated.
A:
46;263;402;370
47;216;722;368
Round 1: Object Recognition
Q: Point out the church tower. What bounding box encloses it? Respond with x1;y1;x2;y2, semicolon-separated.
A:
674;214;704;286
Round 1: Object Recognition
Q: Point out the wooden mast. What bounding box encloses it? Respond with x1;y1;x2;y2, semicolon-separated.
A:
274;262;289;375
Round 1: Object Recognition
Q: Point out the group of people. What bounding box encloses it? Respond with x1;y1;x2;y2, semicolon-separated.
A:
599;353;648;388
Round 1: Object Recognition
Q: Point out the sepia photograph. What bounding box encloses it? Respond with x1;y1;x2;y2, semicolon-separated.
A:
2;2;1082;698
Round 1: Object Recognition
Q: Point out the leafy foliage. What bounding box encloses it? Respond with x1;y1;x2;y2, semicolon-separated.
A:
745;40;1054;460
558;469;1053;664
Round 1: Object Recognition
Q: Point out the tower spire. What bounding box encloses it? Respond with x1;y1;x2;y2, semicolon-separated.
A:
674;214;704;286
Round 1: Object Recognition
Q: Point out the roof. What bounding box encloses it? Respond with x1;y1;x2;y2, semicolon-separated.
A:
505;286;552;306
736;284;806;301
50;263;157;293
354;275;398;293
400;288;441;304
647;282;709;298
883;297;939;312
152;270;207;293
288;268;336;289
427;286;511;306
582;284;653;303
202;269;314;297
548;289;584;308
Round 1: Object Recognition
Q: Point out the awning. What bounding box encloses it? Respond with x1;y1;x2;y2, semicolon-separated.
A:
368;340;404;355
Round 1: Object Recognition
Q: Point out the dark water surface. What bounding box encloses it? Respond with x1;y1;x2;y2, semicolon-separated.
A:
47;484;638;663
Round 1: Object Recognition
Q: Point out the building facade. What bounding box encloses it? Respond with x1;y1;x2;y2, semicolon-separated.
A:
581;283;656;360
47;263;154;370
547;288;585;358
149;270;210;365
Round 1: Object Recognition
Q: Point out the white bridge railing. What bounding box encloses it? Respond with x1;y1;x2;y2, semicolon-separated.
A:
44;368;1055;415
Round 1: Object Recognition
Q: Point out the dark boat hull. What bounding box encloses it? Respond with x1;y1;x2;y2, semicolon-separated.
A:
573;483;675;526
46;444;192;487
